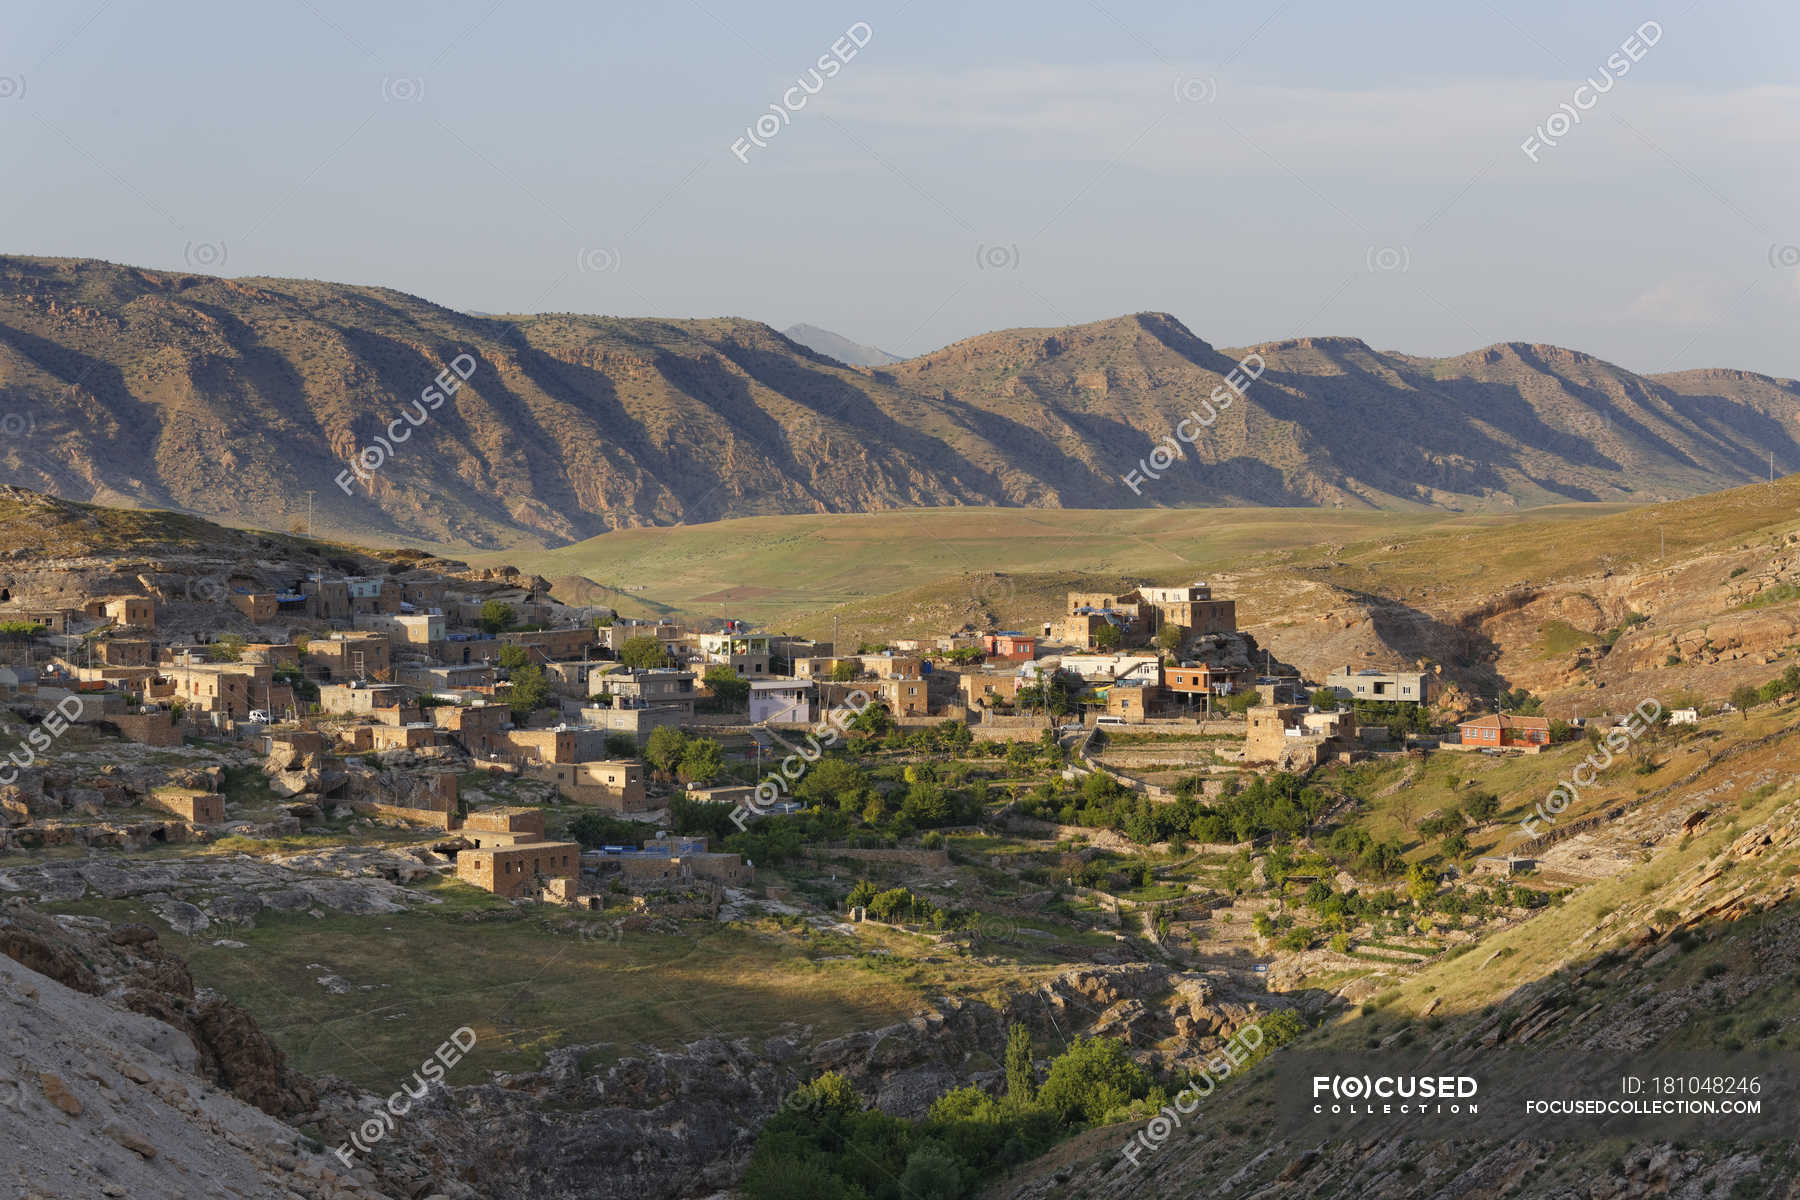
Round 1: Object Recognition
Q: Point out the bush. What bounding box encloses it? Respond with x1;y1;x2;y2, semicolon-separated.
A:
1038;1037;1152;1125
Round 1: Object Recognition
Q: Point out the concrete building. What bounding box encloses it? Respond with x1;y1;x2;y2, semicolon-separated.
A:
698;632;771;676
749;679;813;724
1324;666;1433;705
590;668;696;716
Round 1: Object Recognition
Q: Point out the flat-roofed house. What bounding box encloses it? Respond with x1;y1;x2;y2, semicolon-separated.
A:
1325;666;1433;704
749;679;813;724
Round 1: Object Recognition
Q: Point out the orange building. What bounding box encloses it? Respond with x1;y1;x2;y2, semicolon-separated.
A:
1458;713;1552;749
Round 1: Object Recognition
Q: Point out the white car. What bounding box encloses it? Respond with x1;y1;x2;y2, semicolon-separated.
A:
245;709;272;724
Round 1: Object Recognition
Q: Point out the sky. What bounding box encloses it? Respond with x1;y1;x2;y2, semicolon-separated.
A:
5;0;1800;375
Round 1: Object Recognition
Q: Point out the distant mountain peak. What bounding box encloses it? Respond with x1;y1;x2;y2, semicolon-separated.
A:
781;323;903;367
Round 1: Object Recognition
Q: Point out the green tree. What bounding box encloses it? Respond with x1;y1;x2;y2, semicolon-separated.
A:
1038;1037;1151;1125
1406;862;1437;907
676;737;725;784
478;600;515;634
1729;683;1759;717
704;665;750;709
897;1145;962;1200
619;635;668;669
1005;1022;1036;1105
846;879;878;909
829;660;857;682
644;726;689;777
848;702;894;737
496;643;531;669
209;634;247;663
1462;791;1500;826
505;663;551;716
1091;623;1122;651
1308;687;1340;712
1155;625;1184;654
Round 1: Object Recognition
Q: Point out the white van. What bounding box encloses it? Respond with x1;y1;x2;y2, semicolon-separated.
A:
1094;716;1127;727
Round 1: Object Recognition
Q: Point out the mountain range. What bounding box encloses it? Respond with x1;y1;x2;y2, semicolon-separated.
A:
1;254;1796;549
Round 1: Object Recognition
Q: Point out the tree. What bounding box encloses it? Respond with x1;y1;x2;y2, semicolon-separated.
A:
704;665;749;710
644;726;689;777
676;737;725;784
1091;623;1122;651
1155;625;1184;654
478;600;515;634
1441;830;1471;861
1462;791;1500;826
505;663;550;716
619;636;668;669
496;643;531;669
1729;684;1759;717
1406;862;1437;907
209;634;247;663
846;879;878;909
897;1145;962;1200
1005;1022;1036;1105
1389;792;1417;834
829;660;857;682
848;702;894;737
1038;1036;1151;1125
1308;688;1340;712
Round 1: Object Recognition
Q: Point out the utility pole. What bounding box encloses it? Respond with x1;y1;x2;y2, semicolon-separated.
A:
304;490;315;540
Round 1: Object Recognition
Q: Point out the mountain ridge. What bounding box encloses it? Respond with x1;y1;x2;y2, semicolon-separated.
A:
1;255;1796;548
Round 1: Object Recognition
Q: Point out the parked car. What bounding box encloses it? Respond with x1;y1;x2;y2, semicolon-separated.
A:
245;709;271;724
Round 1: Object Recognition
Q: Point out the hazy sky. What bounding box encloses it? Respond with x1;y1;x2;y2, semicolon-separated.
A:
7;0;1799;374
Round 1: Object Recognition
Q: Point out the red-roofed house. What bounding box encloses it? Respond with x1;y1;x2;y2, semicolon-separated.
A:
1458;713;1551;750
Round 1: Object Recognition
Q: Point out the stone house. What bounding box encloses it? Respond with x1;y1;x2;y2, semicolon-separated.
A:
455;840;581;899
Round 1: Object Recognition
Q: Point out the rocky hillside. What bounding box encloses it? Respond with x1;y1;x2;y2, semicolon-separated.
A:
2;257;1797;548
996;721;1800;1199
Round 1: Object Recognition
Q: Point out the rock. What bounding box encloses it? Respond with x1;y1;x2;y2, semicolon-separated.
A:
0;929;102;993
33;873;88;902
37;1071;83;1115
207;891;264;925
155;900;210;935
269;769;322;798
101;1121;159;1158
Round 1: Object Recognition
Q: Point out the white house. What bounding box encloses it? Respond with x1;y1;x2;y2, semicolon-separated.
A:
750;678;813;724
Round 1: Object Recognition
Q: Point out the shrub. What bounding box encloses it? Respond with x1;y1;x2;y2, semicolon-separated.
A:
1038;1037;1152;1125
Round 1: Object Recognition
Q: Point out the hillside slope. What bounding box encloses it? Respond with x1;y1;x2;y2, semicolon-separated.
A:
2;257;1798;547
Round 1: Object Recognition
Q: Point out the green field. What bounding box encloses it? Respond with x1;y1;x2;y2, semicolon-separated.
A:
481;502;1646;630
